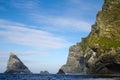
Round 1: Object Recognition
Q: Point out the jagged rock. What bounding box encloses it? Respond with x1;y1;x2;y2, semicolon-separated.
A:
5;53;31;74
60;43;82;73
57;69;65;74
84;0;120;74
40;70;49;74
92;53;120;74
59;0;120;74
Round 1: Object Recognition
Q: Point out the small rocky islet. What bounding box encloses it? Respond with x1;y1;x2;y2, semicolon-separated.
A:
4;0;120;75
4;53;31;74
40;71;49;74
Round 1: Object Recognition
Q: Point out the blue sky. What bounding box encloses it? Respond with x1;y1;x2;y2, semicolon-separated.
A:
0;0;103;73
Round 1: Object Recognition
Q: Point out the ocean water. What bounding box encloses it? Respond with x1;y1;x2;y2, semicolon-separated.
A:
0;73;119;80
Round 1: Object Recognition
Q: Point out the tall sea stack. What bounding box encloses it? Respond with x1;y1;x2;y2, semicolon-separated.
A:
5;53;31;74
59;0;120;74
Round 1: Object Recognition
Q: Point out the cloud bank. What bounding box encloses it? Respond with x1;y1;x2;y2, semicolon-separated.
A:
0;19;71;49
29;14;91;32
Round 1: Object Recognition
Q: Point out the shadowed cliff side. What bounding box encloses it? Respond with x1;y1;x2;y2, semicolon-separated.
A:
59;0;120;74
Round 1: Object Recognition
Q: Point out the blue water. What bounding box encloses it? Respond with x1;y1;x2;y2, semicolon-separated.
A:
0;73;119;80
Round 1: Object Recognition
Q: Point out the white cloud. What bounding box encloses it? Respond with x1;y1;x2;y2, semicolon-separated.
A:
0;19;71;49
0;50;48;57
0;19;73;73
10;0;40;9
7;0;92;33
29;14;91;32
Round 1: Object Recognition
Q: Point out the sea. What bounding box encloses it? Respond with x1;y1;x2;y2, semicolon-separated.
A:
0;73;120;80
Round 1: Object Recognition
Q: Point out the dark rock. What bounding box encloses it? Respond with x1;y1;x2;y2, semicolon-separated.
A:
57;69;65;74
40;70;49;74
93;53;120;74
4;53;31;74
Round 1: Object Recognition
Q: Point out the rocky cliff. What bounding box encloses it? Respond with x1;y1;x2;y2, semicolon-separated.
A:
59;0;120;74
5;53;31;74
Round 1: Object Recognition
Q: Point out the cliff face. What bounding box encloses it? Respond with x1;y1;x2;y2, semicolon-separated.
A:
60;0;120;74
60;43;83;73
5;53;31;74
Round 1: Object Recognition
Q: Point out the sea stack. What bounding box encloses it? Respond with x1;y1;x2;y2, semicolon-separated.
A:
59;0;120;74
5;53;31;74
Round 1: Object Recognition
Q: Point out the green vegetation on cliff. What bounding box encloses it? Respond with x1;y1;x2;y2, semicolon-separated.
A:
59;0;120;74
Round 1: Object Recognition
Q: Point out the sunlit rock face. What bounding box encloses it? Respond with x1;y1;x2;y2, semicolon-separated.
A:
5;53;31;74
60;0;120;74
60;43;82;73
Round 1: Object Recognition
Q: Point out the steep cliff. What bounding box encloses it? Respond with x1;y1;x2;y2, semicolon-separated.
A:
5;53;31;74
59;0;120;74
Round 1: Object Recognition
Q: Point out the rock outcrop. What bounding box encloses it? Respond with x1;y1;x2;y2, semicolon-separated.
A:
40;70;49;74
57;69;65;74
60;43;82;74
60;0;120;74
5;53;31;74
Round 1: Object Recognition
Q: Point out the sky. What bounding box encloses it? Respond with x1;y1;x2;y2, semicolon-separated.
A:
0;0;104;73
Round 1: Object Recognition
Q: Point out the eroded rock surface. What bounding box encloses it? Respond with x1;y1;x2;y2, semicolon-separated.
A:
5;53;31;74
